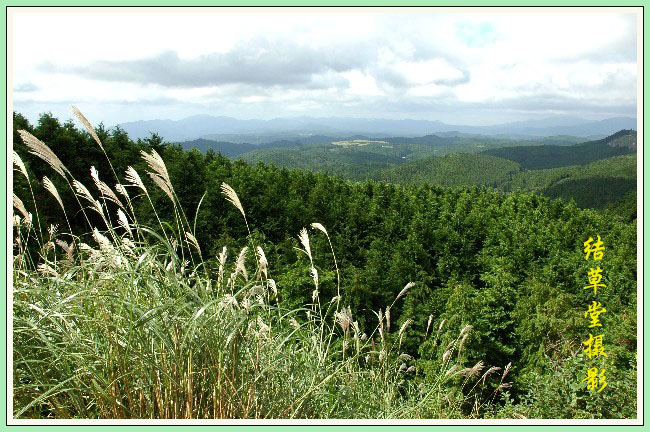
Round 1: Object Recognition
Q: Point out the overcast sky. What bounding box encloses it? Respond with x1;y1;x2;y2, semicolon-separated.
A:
11;8;638;127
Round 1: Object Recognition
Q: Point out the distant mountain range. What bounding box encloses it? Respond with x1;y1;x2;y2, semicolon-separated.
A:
117;115;637;143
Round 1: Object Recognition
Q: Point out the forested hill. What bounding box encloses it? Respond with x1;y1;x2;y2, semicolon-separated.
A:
372;153;520;187
482;130;636;170
177;138;257;157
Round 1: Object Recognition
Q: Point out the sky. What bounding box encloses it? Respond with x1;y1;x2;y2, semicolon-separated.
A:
10;8;638;127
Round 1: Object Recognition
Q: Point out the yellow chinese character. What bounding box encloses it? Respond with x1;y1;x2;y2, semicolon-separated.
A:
583;267;606;295
583;333;607;358
584;301;606;328
583;236;605;260
582;367;607;392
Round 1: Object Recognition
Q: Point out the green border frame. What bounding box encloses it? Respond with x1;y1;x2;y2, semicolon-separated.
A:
1;1;645;430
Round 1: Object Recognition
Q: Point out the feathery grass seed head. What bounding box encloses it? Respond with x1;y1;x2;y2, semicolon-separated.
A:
73;180;103;215
117;209;132;237
385;307;391;333
185;232;200;254
42;177;64;212
503;362;512;380
460;324;472;337
217;246;227;286
235;246;249;281
220;182;245;218
125;166;147;193
13;151;28;179
458;332;470;355
481;366;502;384
396;282;415;301
13;194;29;220
19;130;69;178
445;365;459;377
310;222;328;236
297;228;312;263
90;166;124;208
256;246;268;278
426;314;433;337
71;106;104;151
268;278;277;297
398;318;413;340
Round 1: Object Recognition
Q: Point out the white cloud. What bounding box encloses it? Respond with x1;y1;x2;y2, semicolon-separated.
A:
10;8;638;125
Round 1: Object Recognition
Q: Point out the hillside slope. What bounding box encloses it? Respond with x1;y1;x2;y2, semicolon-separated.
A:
372;153;520;187
483;130;636;170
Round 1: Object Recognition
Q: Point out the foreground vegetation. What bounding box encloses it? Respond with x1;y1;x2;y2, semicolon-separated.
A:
12;111;637;418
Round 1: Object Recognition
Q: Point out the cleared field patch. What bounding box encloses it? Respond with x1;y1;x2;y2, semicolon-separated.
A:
331;139;389;147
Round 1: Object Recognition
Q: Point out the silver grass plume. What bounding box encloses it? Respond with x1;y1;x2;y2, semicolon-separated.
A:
13;151;28;179
398;353;412;362
481;366;502;384
396;282;415;302
47;224;58;238
71;106;104;151
93;228;114;253
90;166;124;208
42;177;64;212
125;166;147;194
122;237;136;257
117;209;132;237
297;228;312;263
503;362;512;380
311;266;319;291
425;314;433;338
335;306;353;335
436;319;446;340
385;306;391;333
141;149;174;201
445;365;459;377
18;130;69;178
220;182;245;218
256;246;268;278
221;293;238;308
91;228;123;268
13;194;29;220
185;232;200;254
148;173;174;202
310;222;328;236
268;279;277;297
460;361;484;378
73;180;103;216
241;297;251;312
398;318;413;344
55;239;74;263
235;246;248;281
256;316;270;339
217;246;227;286
458;332;470;355
115;183;130;200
